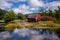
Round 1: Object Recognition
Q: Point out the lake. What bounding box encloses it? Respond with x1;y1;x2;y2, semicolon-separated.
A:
0;28;60;40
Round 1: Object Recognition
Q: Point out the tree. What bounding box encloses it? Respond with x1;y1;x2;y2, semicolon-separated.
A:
53;6;60;23
17;13;26;20
0;9;7;20
55;6;60;20
4;10;17;22
48;9;55;17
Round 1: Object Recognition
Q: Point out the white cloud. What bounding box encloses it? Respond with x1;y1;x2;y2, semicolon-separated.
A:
17;0;27;2
0;0;13;10
19;4;29;10
45;1;60;11
29;0;60;11
13;8;33;14
7;0;27;2
13;4;33;14
29;7;39;11
29;0;44;7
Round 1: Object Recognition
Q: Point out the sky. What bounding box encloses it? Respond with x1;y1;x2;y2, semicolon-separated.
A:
0;0;60;14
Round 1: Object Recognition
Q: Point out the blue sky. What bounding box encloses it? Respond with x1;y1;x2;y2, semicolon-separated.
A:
0;0;60;14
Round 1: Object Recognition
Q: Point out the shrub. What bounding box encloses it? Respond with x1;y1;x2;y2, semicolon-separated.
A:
37;21;55;27
5;23;17;32
54;19;60;23
41;16;54;21
25;23;34;29
17;13;26;20
37;24;46;27
46;22;55;27
54;24;60;27
43;21;55;27
17;24;23;29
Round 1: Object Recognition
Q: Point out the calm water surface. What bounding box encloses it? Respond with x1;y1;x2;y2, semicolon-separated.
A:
0;28;60;40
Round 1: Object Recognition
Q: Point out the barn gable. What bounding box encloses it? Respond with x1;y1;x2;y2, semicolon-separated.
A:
27;14;41;22
27;14;37;18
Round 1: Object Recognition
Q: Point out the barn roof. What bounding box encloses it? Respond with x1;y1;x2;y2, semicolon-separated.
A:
27;14;37;18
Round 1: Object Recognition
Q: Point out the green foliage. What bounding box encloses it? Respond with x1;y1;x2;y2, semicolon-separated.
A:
4;10;17;21
55;6;60;19
48;9;55;17
54;6;60;23
0;9;7;20
25;14;29;18
54;19;60;23
17;13;26;20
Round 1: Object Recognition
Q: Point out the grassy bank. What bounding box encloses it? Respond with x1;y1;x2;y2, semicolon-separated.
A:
4;21;60;31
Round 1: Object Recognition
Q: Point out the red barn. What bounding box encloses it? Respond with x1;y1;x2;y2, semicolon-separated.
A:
27;14;41;22
27;14;54;22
